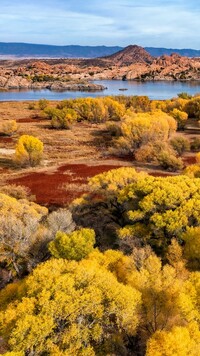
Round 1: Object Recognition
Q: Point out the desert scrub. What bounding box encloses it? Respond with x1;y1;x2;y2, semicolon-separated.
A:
15;135;44;167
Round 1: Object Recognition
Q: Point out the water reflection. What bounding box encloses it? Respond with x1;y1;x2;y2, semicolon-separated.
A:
0;80;200;101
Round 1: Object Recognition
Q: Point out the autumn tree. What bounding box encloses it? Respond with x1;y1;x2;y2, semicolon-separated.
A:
146;323;200;356
0;193;48;278
0;257;141;355
48;228;95;260
15;135;43;167
182;227;200;270
73;170;200;256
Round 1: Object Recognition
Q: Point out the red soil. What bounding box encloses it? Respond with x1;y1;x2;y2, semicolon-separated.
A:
183;156;196;165
17;117;45;123
7;164;121;207
0;136;13;143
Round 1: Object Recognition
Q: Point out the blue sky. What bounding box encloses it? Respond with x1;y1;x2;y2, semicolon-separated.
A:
0;0;200;48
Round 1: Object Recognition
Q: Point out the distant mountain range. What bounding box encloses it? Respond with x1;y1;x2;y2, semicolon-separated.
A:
0;42;200;59
0;43;122;58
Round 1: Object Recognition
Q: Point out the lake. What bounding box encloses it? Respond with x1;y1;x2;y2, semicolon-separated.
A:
0;80;200;101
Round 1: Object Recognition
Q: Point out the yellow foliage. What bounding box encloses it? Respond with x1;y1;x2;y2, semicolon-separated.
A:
196;152;200;164
0;257;141;355
15;134;43;167
89;167;147;193
48;228;95;260
146;322;200;356
1;120;18;136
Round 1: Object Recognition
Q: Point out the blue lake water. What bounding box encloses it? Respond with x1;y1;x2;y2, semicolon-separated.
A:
0;80;200;101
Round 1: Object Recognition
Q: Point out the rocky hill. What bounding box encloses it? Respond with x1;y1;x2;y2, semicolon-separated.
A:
103;45;154;66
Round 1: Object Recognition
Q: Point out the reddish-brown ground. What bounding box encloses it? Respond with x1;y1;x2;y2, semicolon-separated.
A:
17;117;45;123
0;136;13;143
183;155;196;165
8;163;121;207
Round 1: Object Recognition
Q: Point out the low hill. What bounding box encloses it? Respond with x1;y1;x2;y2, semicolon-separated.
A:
103;45;154;65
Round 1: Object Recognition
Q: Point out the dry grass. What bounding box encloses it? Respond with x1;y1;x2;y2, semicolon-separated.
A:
0;100;199;207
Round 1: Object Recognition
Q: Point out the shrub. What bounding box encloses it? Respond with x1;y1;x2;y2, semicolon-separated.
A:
157;151;183;171
28;102;36;110
170;108;188;130
177;92;192;99
170;136;190;156
0;184;33;200
38;98;49;110
135;141;172;163
184;164;200;178
51;108;77;129
1;120;18;136
15;135;43;167
185;97;200;119
190;137;200;151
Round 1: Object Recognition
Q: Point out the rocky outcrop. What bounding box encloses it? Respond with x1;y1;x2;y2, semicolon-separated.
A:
0;75;106;91
50;82;105;91
4;76;30;89
0;46;200;86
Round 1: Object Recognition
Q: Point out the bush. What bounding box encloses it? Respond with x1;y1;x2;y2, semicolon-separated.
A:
157;151;183;171
184;164;200;178
51;108;77;129
185;97;200;119
170;136;190;156
190;137;200;151
0;184;34;200
1;120;18;136
135;141;171;163
177;92;192;99
170;108;188;130
38;98;49;110
46;209;75;238
15;135;43;167
28;102;36;110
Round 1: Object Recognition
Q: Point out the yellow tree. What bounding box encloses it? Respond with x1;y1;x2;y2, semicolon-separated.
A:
146;322;200;356
0;257;141;355
15;135;43;166
48;228;95;260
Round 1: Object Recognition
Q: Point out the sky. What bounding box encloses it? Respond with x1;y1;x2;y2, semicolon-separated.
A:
0;0;200;49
